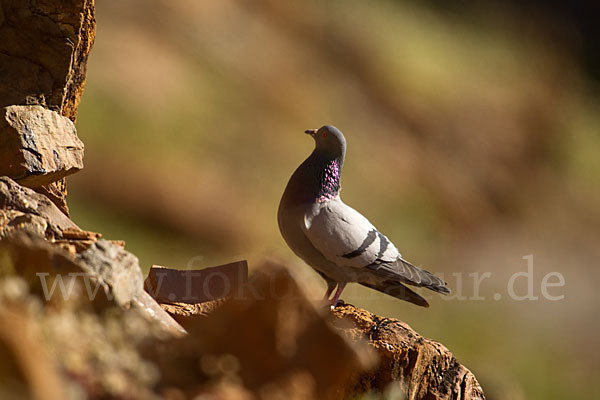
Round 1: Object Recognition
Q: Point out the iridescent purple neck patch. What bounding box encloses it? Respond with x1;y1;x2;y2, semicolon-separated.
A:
316;159;340;202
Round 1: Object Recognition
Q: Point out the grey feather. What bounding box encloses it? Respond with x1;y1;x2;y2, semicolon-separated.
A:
360;281;430;307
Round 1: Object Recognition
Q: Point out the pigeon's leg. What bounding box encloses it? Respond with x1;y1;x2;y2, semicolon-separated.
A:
330;282;347;307
323;282;336;301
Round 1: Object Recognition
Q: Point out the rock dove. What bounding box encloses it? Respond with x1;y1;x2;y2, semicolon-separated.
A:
278;125;450;307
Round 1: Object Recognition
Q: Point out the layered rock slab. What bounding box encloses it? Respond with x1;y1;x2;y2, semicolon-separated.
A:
0;106;84;187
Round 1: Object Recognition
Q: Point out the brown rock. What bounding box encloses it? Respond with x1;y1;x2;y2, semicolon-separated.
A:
131;291;187;338
53;227;103;252
0;0;96;214
1;177;184;337
0;0;96;121
61;227;101;241
190;384;257;400
77;239;144;307
1;232;186;338
0;305;66;400
144;261;248;329
148;262;375;399
160;299;227;318
159;299;227;328
0;273;168;399
75;239;187;335
0;210;50;239
0;176;79;240
34;179;70;216
144;261;248;305
0;177;112;254
0;232;110;308
0;105;84;187
331;304;486;400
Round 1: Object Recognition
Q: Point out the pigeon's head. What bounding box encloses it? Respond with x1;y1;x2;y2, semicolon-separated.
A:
305;125;346;159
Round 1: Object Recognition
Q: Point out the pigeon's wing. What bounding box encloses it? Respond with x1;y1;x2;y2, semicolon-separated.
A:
367;258;450;294
304;199;450;294
302;199;399;269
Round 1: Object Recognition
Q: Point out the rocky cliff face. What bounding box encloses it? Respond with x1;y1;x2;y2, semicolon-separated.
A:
0;229;485;399
0;0;95;214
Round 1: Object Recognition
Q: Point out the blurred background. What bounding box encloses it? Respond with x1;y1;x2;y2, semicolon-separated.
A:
69;0;600;398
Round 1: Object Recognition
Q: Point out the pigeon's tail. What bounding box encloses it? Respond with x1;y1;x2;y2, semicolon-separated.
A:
359;281;430;307
397;258;451;295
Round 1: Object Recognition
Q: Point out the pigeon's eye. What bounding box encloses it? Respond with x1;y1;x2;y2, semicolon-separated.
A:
322;132;328;138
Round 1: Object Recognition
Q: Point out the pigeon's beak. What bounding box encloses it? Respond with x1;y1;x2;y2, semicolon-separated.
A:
304;129;318;136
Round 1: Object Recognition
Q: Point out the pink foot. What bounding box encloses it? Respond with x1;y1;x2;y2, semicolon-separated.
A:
329;282;347;308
